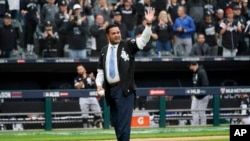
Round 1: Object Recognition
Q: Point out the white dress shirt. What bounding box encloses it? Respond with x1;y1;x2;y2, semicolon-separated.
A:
105;44;120;83
95;25;152;86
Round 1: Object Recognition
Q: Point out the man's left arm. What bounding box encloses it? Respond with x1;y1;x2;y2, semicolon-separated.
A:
200;70;209;86
135;25;152;49
135;7;155;49
185;17;196;33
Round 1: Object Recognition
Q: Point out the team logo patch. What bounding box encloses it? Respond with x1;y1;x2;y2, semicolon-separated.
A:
130;39;136;43
121;48;129;61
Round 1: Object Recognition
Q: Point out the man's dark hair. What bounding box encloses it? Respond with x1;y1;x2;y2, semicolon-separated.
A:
106;24;119;34
76;64;84;68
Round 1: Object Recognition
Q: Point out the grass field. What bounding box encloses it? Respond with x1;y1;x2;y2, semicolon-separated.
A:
0;126;229;141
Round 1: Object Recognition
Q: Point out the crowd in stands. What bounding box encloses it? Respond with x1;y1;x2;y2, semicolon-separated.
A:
0;0;250;59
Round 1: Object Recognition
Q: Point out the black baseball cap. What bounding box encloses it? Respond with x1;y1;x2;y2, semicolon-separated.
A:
45;21;53;26
188;61;199;67
232;5;241;10
113;11;121;16
4;12;11;19
58;0;67;6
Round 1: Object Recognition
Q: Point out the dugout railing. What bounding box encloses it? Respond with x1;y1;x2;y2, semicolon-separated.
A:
0;86;250;130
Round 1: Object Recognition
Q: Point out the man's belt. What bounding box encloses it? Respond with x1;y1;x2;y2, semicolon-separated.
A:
109;81;121;87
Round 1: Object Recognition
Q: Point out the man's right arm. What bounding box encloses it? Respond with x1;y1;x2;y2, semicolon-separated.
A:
96;50;105;88
95;69;105;96
95;69;104;87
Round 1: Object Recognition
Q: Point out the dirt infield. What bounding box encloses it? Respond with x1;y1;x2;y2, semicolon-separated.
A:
105;136;229;141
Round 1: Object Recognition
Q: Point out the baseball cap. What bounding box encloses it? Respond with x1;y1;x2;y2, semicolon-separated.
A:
232;5;241;10
58;0;67;6
225;7;233;14
4;12;11;19
45;20;53;26
73;4;81;10
204;11;212;16
113;11;121;16
188;61;199;67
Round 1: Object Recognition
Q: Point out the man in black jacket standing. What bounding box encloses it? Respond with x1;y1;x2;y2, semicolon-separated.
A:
67;4;88;59
95;7;155;141
0;12;18;58
189;61;210;126
54;0;69;57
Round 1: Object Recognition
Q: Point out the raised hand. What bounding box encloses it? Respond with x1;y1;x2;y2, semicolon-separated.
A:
144;7;155;24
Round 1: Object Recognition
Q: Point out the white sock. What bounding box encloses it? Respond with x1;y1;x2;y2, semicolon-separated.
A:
158;51;161;57
30;45;34;52
27;44;31;52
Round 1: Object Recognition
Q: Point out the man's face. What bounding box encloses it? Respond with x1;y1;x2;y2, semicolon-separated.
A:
205;16;212;23
96;15;104;25
113;15;121;22
47;0;55;4
226;12;234;19
99;0;106;6
177;7;184;17
74;9;81;15
189;65;196;72
3;18;11;25
171;0;177;3
197;34;205;44
124;0;132;7
233;9;241;16
106;27;121;45
216;12;224;19
60;5;67;12
77;66;86;75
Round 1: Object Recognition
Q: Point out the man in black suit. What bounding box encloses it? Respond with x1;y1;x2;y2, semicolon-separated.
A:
95;7;155;141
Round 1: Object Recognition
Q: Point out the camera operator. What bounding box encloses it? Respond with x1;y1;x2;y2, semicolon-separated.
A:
67;4;88;58
69;3;87;27
39;20;59;58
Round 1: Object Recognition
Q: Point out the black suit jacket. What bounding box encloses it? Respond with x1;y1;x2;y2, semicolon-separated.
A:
97;39;140;104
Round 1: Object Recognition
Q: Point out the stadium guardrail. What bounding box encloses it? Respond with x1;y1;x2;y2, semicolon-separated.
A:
0;56;250;64
1;86;250;130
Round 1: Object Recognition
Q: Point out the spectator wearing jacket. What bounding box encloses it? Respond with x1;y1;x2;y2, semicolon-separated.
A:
67;4;88;58
55;0;70;57
173;6;196;56
189;33;210;56
0;0;9;27
155;10;173;57
186;0;205;34
112;10;129;40
116;0;137;38
0;12;18;58
232;5;248;55
219;7;242;57
40;0;59;28
38;20;59;58
198;13;219;56
89;14;109;57
21;0;39;55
